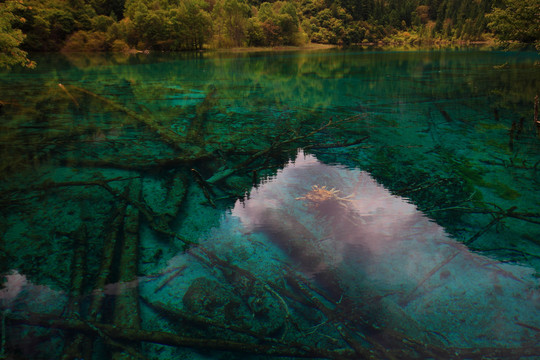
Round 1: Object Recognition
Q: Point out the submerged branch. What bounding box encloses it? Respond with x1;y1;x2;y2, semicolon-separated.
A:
207;115;364;184
141;296;275;343
305;136;370;150
427;206;540;226
4;176;195;246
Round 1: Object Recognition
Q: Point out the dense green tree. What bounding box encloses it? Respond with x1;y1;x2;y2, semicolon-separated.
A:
212;0;251;47
253;1;304;45
14;0;79;51
487;0;540;44
0;0;34;69
89;0;126;19
0;0;537;54
177;0;212;50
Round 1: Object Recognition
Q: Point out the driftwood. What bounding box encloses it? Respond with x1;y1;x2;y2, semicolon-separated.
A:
152;265;187;294
187;86;217;145
395;177;447;196
287;274;376;359
78;204;127;360
400;250;461;305
428;205;540;226
58;152;214;171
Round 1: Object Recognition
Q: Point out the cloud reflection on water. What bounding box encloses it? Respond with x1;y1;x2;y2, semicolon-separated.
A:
232;150;539;346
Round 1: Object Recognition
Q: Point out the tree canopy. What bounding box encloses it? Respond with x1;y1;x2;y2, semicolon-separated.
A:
486;0;540;44
0;0;538;67
0;0;35;69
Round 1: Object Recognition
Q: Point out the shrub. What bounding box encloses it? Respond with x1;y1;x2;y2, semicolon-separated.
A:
62;30;108;51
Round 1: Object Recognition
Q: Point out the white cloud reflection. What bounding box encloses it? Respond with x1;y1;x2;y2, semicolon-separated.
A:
232;151;539;345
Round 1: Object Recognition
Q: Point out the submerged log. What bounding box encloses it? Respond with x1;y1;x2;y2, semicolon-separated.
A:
191;168;216;207
88;205;127;321
80;204;127;359
7;312;357;359
112;178;142;360
69;85;204;156
187;86;218;145
535;95;539;137
13;310;539;359
58;84;80;108
61;225;88;360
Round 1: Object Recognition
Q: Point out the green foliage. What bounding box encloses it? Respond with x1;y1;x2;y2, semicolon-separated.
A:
487;0;540;44
0;0;537;53
15;0;80;51
212;0;251;47
0;0;34;69
173;0;212;50
258;2;305;45
92;15;115;32
246;17;265;45
62;30;109;51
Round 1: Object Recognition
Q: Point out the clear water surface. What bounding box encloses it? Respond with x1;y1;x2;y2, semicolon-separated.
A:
0;47;539;359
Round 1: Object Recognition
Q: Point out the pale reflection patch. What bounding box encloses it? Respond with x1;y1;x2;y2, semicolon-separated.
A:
232;151;539;344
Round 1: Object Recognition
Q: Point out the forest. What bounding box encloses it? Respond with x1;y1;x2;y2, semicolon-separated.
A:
0;0;539;68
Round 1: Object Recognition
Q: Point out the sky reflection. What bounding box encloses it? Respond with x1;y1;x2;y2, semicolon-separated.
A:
232;151;539;346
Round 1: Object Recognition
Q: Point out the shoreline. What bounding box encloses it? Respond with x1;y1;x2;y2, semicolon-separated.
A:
204;40;497;54
209;43;338;53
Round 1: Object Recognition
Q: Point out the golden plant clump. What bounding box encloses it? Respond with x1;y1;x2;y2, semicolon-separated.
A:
296;185;353;209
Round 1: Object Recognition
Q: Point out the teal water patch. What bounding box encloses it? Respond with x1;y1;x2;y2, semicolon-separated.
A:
0;48;539;359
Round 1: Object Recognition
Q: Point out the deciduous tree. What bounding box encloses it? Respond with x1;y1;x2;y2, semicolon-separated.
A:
487;0;540;44
0;0;34;69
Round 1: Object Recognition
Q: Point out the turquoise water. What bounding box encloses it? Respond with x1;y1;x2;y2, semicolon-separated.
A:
0;48;539;359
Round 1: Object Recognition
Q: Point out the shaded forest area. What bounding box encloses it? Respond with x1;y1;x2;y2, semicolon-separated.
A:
0;0;539;68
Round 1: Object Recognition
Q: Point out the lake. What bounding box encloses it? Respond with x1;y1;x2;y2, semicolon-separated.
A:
0;47;539;359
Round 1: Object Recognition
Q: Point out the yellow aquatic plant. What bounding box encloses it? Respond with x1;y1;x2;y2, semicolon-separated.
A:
296;185;353;209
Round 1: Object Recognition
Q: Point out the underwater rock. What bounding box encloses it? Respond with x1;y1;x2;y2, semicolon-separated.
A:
182;277;236;316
